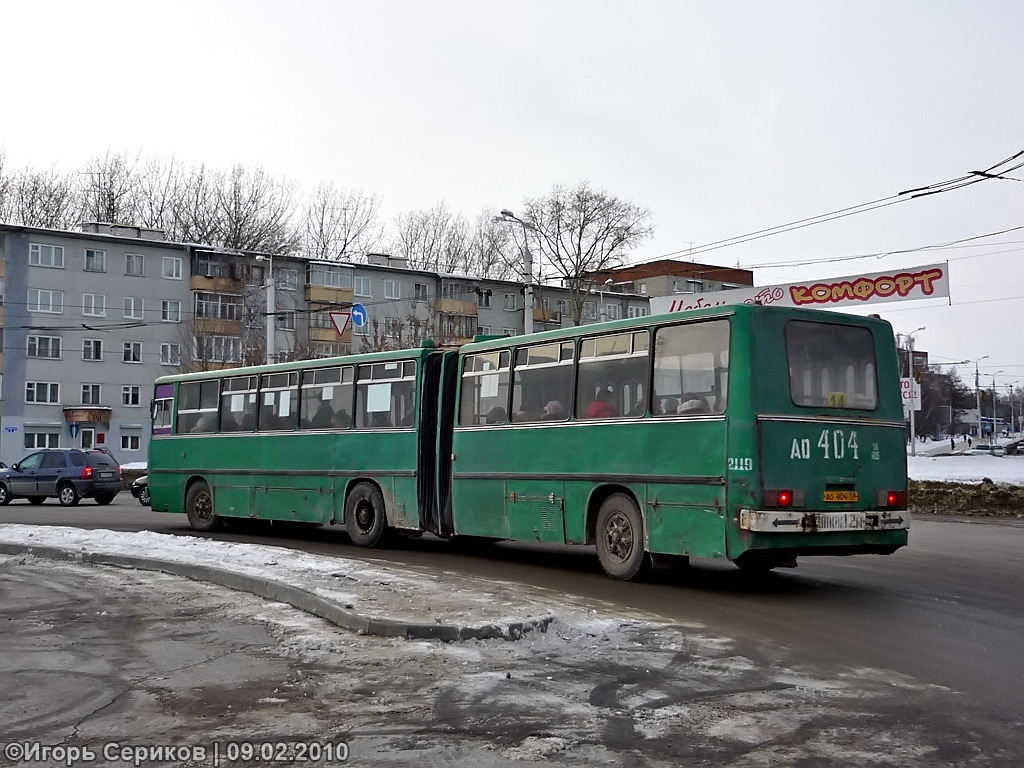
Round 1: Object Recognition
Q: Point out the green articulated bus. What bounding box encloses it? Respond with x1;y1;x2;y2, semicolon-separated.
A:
148;304;909;580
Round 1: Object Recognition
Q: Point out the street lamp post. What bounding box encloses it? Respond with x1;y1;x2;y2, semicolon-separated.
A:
973;355;989;442
495;209;535;335
256;254;275;364
901;327;925;457
990;371;1004;452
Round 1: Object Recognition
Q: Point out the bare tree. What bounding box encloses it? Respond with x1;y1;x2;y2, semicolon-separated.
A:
81;149;142;224
133;155;184;233
465;210;519;280
520;181;653;325
216;164;300;254
302;183;383;261
391;202;472;273
171;164;222;244
5;165;80;229
0;150;9;221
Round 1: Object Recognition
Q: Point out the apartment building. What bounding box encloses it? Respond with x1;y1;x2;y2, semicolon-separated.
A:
0;223;195;466
0;223;653;465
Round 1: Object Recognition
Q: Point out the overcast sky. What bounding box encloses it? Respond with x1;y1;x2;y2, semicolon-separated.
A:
4;1;1022;387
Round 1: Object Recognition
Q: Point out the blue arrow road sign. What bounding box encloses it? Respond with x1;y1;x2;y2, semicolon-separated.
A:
351;303;368;327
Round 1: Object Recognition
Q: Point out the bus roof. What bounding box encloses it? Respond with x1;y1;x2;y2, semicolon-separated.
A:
457;303;893;355
154;343;440;385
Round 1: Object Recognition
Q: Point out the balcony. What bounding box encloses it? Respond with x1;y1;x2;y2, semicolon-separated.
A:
436;298;478;315
194;317;242;336
306;284;353;304
191;274;243;294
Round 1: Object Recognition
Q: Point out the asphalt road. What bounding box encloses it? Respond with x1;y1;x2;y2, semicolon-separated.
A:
3;495;1022;721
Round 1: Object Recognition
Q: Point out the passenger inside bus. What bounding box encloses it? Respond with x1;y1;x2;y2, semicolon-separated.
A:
586;389;617;419
677;397;711;415
542;400;565;420
485;406;507;424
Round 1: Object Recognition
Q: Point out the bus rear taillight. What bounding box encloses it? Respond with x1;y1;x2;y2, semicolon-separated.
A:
764;489;804;508
885;490;907;508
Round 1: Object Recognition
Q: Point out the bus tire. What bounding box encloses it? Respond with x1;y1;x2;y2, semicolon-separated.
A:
186;480;222;532
595;493;647;581
345;482;388;548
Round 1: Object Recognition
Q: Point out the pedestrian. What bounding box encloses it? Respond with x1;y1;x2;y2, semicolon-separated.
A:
968;436;972;448
951;436;956;451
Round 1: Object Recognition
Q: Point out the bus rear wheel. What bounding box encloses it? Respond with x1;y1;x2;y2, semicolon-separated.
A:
595;493;647;581
345;482;388;547
186;480;222;532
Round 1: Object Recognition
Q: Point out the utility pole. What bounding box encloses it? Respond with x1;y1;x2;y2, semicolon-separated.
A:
495;209;535;335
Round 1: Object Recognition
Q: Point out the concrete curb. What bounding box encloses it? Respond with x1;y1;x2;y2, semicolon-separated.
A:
0;542;554;642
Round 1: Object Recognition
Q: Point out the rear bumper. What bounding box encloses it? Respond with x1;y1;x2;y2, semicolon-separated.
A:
81;480;123;496
739;508;909;533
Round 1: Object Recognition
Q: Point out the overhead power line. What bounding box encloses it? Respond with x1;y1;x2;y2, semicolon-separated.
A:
644;148;1024;265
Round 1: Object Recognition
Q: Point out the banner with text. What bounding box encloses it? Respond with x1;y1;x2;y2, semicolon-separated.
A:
649;262;950;316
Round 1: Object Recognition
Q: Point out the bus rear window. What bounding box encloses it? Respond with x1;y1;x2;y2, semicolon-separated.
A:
786;321;877;410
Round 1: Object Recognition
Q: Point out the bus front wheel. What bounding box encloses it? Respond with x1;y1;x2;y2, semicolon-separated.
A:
595;493;647;581
345;482;388;547
186;481;222;532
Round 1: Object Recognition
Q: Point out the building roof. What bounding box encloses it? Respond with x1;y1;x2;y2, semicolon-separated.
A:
590;259;754;286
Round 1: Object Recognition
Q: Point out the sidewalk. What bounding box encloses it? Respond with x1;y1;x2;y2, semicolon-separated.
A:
0;524;562;642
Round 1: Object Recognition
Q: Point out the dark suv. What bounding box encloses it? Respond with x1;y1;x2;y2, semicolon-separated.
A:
0;449;122;506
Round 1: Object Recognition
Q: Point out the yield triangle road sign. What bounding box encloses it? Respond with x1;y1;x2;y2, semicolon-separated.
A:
329;311;351;336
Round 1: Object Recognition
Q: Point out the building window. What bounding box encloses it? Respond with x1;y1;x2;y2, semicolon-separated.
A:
29;243;64;268
25;431;60;449
83;293;106;317
628;305;650;318
123;297;144;319
414;283;429;300
27;335;61;359
385;280;400;299
353;322;369;337
277;311;297;331
26;382;60;403
125;253;145;276
248;264;265;286
503;328;516;337
309;264;350;288
354;276;371;297
443;283;466;300
28;288;64;313
123;341;142;363
605;304;620;320
195;292;241;321
384;317;402;338
440;315;478;339
160;343;181;366
195;335;240;363
122;386;142;406
83;339;103;361
479;325;491;335
161;300;181;322
84;249;106;272
504;293;517;311
81;384;101;405
121;434;141;451
477;290;492;308
309;311;333;329
312;342;346;358
162;256;182;279
278;268;298;291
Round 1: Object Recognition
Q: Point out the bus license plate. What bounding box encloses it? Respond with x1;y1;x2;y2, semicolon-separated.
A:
814;512;865;531
823;490;858;502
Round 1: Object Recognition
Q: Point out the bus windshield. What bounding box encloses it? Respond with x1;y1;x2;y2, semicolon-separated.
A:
786;320;877;410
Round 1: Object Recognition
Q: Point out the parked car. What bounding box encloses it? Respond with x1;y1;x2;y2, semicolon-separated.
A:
0;449;122;506
130;475;150;506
